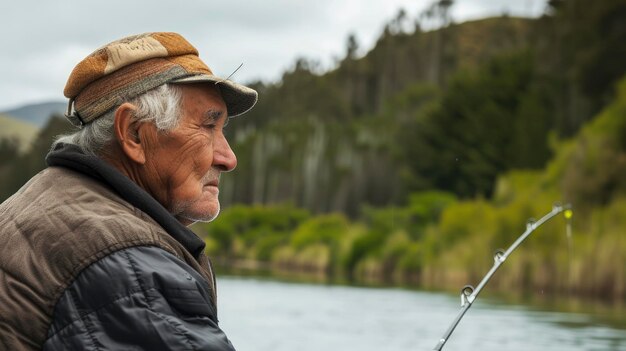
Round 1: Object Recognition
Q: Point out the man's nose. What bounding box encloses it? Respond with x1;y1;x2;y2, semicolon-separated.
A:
212;132;237;172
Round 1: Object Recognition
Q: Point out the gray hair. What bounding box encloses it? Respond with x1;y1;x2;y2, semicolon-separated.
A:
54;84;183;156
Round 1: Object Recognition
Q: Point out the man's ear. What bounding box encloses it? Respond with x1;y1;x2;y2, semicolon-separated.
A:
113;103;146;164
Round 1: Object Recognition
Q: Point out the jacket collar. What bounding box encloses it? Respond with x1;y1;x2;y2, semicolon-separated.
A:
46;143;206;258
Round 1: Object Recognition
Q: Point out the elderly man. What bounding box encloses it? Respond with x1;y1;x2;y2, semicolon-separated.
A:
0;33;256;350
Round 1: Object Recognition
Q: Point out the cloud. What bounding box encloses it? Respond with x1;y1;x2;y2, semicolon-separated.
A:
0;0;545;111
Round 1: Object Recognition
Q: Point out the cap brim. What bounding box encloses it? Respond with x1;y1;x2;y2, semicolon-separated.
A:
170;75;258;117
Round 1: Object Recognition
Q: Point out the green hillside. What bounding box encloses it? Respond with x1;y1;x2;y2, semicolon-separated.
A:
1;101;66;127
0;114;39;152
220;16;538;215
219;0;624;214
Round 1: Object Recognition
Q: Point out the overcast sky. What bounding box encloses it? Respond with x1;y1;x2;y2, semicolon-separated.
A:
0;0;546;111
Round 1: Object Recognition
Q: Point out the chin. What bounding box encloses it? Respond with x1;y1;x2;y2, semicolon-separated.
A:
200;208;220;223
185;204;221;224
171;196;221;225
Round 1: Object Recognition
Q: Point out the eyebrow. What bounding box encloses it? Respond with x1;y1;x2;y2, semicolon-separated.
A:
203;109;228;126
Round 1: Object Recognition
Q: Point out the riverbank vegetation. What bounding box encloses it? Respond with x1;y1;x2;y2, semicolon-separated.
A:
195;78;626;300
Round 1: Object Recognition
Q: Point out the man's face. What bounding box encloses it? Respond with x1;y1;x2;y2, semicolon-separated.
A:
141;84;237;225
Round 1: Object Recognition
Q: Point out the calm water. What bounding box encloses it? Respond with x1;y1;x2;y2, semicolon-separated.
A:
217;276;626;351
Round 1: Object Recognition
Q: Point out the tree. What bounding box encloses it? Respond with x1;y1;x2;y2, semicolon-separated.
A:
0;115;76;202
539;0;626;135
0;137;22;201
398;51;550;198
345;33;359;60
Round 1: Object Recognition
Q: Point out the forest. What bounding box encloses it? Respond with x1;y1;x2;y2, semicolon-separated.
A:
1;0;624;300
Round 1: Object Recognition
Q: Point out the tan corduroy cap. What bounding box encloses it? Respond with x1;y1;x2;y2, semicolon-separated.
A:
64;32;258;127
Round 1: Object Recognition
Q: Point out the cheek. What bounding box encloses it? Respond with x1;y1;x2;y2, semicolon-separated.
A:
173;140;215;191
189;140;215;176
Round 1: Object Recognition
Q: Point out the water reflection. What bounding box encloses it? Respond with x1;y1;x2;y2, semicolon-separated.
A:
217;276;626;351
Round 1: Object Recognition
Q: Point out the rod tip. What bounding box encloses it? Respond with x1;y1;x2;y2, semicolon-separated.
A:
564;209;573;219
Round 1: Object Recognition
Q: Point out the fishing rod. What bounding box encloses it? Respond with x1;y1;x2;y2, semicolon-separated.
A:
432;203;573;351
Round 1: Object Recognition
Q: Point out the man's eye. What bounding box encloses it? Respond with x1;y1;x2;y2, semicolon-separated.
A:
203;124;216;130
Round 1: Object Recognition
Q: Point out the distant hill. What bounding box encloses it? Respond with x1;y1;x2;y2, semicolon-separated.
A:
0;114;39;151
1;101;66;127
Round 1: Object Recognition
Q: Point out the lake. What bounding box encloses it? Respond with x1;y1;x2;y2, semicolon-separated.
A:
217;276;626;351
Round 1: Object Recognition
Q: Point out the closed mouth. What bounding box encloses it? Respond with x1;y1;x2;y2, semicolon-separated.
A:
205;180;219;187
